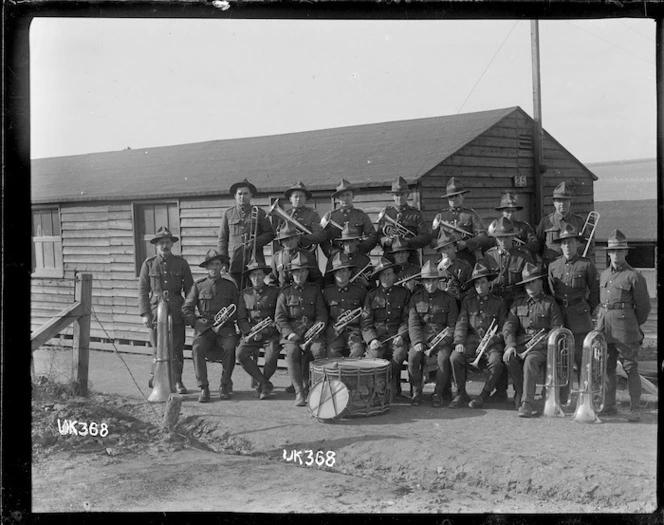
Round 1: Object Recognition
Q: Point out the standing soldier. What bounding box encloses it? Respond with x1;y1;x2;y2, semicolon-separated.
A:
378;176;431;265
536;181;592;271
596;230;651;422
491;192;539;259
275;252;328;406
433;230;473;305
452;262;509;409
325;223;373;289
138;226;193;394
321;178;378;257
236;259;281;400
408;261;459;407
502;263;563;417
323;253;367;358
181;250;239;403
547;224;600;388
362;257;411;399
431;177;491;266
217;178;274;289
391;237;421;293
483;217;534;309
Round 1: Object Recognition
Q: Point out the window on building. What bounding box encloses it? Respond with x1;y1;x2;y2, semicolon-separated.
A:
134;202;180;275
32;207;63;277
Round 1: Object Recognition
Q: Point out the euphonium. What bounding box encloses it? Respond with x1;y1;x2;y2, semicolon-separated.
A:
244;317;274;342
333;307;363;336
573;330;607;423
301;321;326;351
468;319;499;372
378;208;415;239
542;327;575;417
424;327;452;357
212;304;237;333
148;294;175;402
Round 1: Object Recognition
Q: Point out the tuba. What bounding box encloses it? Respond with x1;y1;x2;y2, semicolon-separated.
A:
212;304;237;333
148;293;175;402
572;331;607;423
333;307;363;336
301;321;326;351
542;327;575;417
378;208;415;239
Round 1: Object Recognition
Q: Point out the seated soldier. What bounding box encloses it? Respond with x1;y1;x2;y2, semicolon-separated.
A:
325;222;373;289
503;263;563;418
236;259;280;400
434;230;473;305
323;252;367;358
408;260;459;407
492;192;539;259
275;252;328;406
271;224;323;288
390;236;421;293
451;262;509;409
362;257;411;399
181;250;239;403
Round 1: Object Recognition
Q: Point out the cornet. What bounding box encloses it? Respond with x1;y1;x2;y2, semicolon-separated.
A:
424;327;452;357
517;328;548;359
244;317;274;342
542;328;575;417
267;200;313;235
212;304;237;333
572;331;607;423
333;307;363;336
378;208;415;239
301;321;326;351
581;211;600;258
320;211;344;231
468;319;498;371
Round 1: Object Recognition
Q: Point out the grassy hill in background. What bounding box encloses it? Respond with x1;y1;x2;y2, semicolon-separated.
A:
588;158;655;202
594;199;656;241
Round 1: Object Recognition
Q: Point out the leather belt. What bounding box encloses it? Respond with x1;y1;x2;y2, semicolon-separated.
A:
560;298;583;308
601;302;633;310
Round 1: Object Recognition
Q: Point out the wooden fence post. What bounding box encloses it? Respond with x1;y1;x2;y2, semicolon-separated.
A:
72;273;92;396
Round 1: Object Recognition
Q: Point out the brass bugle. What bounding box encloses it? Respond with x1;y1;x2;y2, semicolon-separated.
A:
517;328;548;359
378;208;415;238
268;200;313;235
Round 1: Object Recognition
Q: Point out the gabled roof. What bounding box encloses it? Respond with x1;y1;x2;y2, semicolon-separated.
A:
31;106;593;203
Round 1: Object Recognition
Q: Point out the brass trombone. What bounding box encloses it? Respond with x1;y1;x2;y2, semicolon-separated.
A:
572;331;607;423
517;329;548;359
240;206;260;289
542;328;575;417
468;319;499;371
581;211;600;258
378;208;415;239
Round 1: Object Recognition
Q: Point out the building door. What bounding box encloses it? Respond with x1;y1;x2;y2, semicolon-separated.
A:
134;202;180;275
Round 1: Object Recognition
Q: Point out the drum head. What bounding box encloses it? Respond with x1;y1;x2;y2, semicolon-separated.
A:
307;378;350;422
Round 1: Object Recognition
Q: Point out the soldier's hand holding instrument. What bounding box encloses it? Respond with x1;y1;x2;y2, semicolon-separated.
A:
423;327;452;357
301;321;326;351
378;207;415;240
516;328;548;359
243;317;274;342
468;318;499;371
333;307;363;336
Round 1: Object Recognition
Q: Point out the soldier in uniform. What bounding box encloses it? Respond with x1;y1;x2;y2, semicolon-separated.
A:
323;252;367;358
433;229;473;305
181;250;239;403
596;230;651;422
270;224;323;288
362;257;410;399
321;178;378;257
491;192;539;259
536;181;592;270
451;262;508;409
324;222;373;289
503;263;563;417
275;252;328;406
547;224;600;387
483;217;534;309
431;178;492;266
408;261;459;407
138;226;193;394
390;237;421;293
378;176;431;265
236;259;280;400
217;178;274;289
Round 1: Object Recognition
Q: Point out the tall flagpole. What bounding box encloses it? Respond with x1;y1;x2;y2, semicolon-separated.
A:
531;20;545;224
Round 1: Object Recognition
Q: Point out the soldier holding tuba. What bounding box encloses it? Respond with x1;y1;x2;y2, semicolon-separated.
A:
502;263;563;417
596;230;651;422
182;250;239;403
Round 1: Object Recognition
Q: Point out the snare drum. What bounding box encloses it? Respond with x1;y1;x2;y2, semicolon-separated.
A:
309;358;391;420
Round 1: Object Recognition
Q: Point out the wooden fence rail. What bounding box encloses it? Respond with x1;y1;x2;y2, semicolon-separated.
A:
31;273;92;396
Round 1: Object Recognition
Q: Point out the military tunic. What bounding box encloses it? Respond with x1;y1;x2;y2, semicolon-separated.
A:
435;255;473;303
490;217;539;257
323;283;367;357
324;205;378;256
276;205;328;251
378;204;431;264
271;247;323;288
324;250;373;289
432;206;492;265
483;245;534;308
536;211;591;267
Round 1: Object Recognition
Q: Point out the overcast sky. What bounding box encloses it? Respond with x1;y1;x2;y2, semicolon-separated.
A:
30;17;656;164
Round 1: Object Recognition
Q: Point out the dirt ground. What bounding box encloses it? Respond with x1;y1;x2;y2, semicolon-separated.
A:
31;347;659;514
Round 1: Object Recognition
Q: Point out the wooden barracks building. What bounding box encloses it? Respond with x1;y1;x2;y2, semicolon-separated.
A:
31;106;601;354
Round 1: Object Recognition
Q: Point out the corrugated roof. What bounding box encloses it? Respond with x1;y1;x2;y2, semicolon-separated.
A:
31;107;520;203
588;158;656;202
595;199;656;241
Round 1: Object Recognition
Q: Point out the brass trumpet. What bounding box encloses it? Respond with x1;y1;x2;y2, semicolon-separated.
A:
301;321;326;351
468;319;499;371
267;200;313;235
517;328;548;359
542;327;575;418
244;317;274;342
572;331;607;423
320;211;344;231
378;208;415;239
581;211;600;258
432;215;473;239
212;304;237;333
424;327;452;357
333;307;363;336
